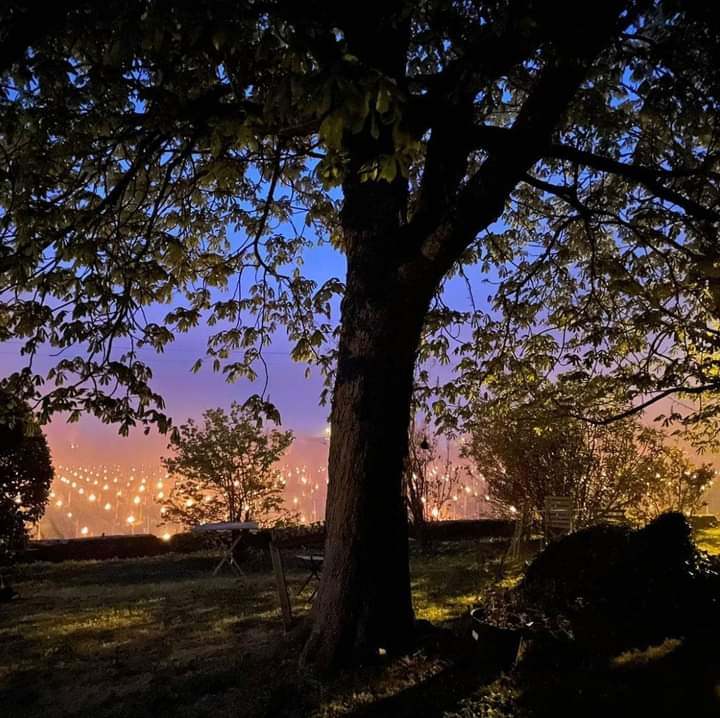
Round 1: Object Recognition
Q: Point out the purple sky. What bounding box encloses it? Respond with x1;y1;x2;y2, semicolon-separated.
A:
0;234;482;468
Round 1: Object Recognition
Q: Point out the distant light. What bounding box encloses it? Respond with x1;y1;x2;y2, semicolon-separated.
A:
80;526;89;536
162;532;171;542
104;502;112;511
133;496;141;505
127;515;135;525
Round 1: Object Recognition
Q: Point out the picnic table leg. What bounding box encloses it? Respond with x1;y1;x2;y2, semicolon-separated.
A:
269;542;293;630
212;556;227;576
227;534;246;577
296;571;314;597
212;534;246;577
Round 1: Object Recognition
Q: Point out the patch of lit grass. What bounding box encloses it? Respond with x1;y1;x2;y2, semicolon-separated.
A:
696;527;720;555
612;639;683;667
1;542;508;717
410;544;490;623
38;606;154;638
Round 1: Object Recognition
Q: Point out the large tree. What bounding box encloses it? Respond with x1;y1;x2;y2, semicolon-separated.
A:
1;1;720;667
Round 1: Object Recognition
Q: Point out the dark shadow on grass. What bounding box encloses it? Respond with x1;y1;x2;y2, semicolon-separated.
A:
300;634;720;718
261;627;508;718
343;654;504;718
0;603;291;718
515;637;720;718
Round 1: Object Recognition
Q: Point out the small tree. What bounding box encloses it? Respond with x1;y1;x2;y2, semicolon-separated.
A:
633;446;715;523
404;430;466;531
0;389;53;557
162;399;293;529
467;412;594;521
466;400;714;527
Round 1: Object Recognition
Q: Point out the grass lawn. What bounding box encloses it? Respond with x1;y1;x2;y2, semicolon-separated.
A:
1;531;718;718
0;542;506;718
696;526;720;554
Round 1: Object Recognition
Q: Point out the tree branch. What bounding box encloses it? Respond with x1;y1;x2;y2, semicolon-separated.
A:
546;143;720;223
413;1;629;275
570;383;720;426
471;125;720;223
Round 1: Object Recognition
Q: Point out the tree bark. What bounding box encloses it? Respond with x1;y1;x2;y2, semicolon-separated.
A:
298;7;428;669
300;242;434;669
297;0;625;671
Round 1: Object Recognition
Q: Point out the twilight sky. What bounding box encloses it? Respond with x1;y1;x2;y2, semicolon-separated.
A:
1;201;492;471
3;231;720;519
0;244;343;467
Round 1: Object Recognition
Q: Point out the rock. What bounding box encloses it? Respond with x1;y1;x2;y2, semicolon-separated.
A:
517;512;720;654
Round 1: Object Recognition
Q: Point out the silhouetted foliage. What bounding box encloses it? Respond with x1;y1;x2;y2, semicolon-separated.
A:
465;396;716;526
519;512;720;654
0;389;53;556
162;398;293;528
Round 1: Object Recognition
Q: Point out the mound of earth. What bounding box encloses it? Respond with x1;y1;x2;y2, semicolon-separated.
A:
513;513;720;654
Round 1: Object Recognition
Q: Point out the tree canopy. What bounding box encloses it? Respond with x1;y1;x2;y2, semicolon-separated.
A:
0;1;718;437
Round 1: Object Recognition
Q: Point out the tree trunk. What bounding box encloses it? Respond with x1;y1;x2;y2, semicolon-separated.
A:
300;244;433;669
